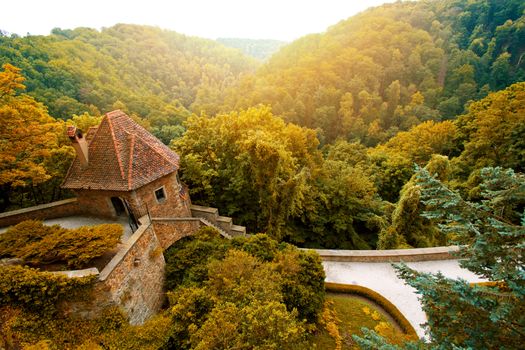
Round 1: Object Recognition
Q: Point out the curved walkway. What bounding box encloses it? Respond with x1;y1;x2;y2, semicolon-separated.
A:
323;259;485;338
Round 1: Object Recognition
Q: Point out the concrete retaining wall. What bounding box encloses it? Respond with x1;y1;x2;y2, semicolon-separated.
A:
312;246;460;262
0;198;81;228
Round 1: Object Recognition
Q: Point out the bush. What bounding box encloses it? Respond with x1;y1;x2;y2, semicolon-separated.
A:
0;221;122;268
0;265;95;314
231;233;282;261
0;220;57;258
1;304;172;350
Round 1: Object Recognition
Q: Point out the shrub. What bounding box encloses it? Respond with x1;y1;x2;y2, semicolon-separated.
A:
231;233;282;261
0;220;57;258
189;300;307;350
0;221;122;268
98;313;172;350
276;248;326;323
0;265;95;314
2;304;172;350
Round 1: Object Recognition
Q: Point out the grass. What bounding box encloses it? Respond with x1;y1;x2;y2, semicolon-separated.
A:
309;293;414;349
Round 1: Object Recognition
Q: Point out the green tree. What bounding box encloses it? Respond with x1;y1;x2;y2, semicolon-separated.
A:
378;155;449;249
355;165;525;349
453;82;525;176
164;233;323;349
172;106;319;239
295;159;384;249
190;300;306;350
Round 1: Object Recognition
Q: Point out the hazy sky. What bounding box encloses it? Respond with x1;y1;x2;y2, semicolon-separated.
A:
1;0;398;41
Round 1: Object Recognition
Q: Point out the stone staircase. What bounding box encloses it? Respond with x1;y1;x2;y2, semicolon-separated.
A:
198;217;231;239
190;204;246;237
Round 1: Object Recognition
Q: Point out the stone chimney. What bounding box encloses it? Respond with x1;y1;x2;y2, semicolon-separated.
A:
67;126;89;167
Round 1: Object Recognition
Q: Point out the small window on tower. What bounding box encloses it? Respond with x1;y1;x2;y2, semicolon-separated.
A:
154;187;166;203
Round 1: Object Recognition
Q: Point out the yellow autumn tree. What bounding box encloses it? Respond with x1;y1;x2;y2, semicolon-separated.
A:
0;64;63;210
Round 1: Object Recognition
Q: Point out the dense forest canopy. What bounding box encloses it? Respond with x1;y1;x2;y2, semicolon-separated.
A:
223;0;525;145
0;24;257;123
0;0;524;251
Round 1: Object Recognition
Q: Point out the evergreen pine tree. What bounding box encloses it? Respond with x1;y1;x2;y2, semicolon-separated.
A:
355;166;525;349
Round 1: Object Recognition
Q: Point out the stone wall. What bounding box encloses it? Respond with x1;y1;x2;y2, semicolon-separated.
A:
98;222;166;325
134;172;191;218
312;246;460;262
0;198;81;228
73;172;191;221
74;189;127;218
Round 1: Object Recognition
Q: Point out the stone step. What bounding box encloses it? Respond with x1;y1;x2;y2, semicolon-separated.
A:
190;204;219;223
230;224;246;237
216;216;233;232
199;217;231;239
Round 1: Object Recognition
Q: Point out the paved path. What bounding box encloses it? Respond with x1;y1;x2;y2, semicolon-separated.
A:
323;260;485;338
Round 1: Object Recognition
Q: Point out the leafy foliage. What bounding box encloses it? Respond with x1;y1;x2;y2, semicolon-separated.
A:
355;165;525;349
0;265;95;314
378;155;450;249
224;0;525;145
172;106;319;239
1;304;173;350
0;24;256;122
294;158;384;249
453;81;525;176
0;64;69;211
0;220;122;268
163;228;325;349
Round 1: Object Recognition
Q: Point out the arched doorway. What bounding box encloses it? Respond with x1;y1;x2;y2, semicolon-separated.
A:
111;197;126;216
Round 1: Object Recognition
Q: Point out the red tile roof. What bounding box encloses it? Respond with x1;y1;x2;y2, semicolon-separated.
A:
62;110;180;191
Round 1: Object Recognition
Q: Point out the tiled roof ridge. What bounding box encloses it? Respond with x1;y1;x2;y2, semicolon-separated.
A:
134;131;179;168
106;111;126;180
127;132;136;190
62;109;180;191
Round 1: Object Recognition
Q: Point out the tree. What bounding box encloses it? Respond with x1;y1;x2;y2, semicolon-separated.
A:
355;165;525;349
377;120;457;165
65;112;102;132
172;106;319;239
378;155;449;249
453;82;525;175
295;159;384;249
189;300;306;350
164;233;323;349
0;64;63;211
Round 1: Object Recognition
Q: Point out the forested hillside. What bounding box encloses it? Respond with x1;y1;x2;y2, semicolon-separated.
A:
224;0;525;145
0;24;257;124
174;0;525;248
1;0;524;250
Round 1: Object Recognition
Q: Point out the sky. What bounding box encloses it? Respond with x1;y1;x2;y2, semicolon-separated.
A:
1;0;398;41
